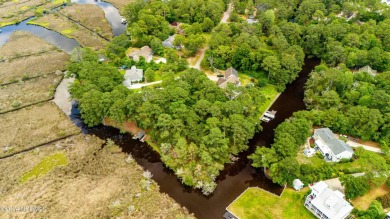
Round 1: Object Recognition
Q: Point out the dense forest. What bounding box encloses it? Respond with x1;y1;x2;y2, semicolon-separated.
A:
67;48;266;194
202;0;390;91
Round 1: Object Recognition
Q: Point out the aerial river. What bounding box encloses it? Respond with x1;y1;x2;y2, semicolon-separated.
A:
0;0;125;53
0;2;320;218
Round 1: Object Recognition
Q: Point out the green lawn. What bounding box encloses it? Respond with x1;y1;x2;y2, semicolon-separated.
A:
257;84;280;117
227;187;315;219
20;152;68;183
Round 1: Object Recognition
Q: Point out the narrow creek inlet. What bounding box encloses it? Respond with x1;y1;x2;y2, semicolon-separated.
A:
81;58;321;219
0;0;125;51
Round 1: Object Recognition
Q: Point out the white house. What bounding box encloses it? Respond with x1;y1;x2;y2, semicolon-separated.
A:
305;181;353;219
313;128;354;162
122;66;143;88
293;179;304;191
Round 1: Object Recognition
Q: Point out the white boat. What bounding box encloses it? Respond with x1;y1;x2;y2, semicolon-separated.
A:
261;117;270;122
121;18;127;24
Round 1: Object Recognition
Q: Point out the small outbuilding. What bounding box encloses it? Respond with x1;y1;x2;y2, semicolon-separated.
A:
358;65;377;76
293;179;304;191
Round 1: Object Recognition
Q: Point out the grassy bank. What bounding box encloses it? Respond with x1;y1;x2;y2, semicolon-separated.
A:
0;134;194;218
28;12;108;50
0;73;62;113
257;84;280;117
0;102;80;157
0;50;69;85
227;187;315;219
0;31;56;59
61;4;113;39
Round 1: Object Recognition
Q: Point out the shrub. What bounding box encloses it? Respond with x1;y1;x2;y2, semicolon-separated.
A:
377;193;390;209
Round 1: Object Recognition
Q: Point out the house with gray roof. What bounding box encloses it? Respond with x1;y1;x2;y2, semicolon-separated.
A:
305;181;353;219
217;67;241;89
312;128;354;162
162;34;181;50
122;66;143;88
129;46;153;62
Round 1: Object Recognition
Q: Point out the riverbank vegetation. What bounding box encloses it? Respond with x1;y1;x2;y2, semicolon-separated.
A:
227;187;314;219
60;4;113;39
0;31;57;58
0;73;62;113
0;50;69;85
0;102;80;158
29;9;108;50
0;134;193;218
0;0;67;28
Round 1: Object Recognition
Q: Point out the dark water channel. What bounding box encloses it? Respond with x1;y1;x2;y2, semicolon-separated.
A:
0;0;125;52
81;58;320;219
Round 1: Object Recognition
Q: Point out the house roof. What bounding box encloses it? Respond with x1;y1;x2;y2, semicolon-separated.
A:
217;67;240;89
309;183;353;219
129;46;153;59
225;67;239;78
314;128;354;156
162;35;176;48
247;18;258;24
358;65;377;75
124;66;143;83
217;76;240;89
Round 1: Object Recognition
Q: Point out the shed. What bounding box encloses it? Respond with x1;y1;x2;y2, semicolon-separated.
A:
293;179;304;191
358;65;377;76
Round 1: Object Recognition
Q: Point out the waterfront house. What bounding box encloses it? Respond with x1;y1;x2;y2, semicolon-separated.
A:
122;66;143;88
129;46;153;62
305;181;353;219
312;128;354;162
293;179;304;191
217;67;241;89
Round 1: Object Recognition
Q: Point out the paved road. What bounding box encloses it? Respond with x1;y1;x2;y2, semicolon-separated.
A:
323;173;365;194
128;80;162;89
